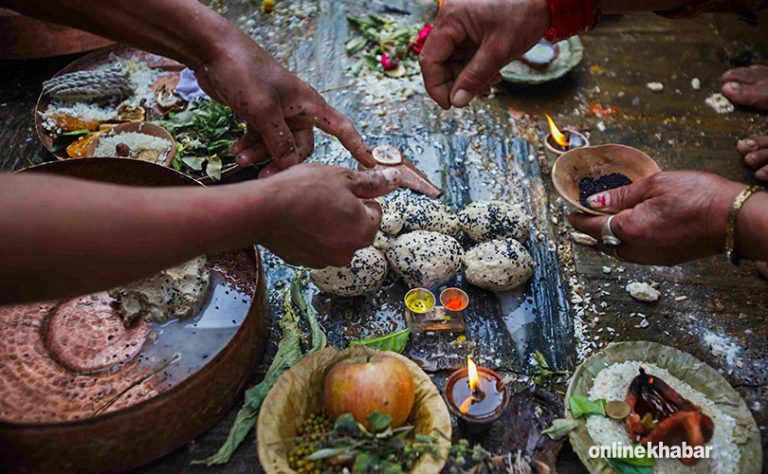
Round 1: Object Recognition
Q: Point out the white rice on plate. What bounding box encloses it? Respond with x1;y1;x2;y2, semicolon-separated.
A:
93;132;171;163
586;361;739;474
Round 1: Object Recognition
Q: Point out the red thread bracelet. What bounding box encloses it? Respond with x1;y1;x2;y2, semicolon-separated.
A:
544;0;602;43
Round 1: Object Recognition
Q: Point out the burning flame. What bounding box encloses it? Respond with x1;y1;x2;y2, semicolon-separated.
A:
546;114;570;148
467;357;480;392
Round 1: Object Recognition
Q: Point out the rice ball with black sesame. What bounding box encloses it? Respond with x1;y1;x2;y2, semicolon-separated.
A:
385;231;463;288
373;231;394;253
387;194;461;237
310;247;388;297
459;200;530;242
377;197;405;235
464;238;535;291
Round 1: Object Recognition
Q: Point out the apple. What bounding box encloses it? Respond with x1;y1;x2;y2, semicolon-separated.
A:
323;354;415;429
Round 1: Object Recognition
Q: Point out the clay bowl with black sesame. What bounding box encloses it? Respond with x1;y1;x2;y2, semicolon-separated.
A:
551;144;661;216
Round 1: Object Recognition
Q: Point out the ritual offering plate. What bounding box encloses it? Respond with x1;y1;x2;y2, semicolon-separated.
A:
257;346;452;474
551;144;661;215
34;46;243;183
0;158;268;473
500;37;584;85
566;341;762;474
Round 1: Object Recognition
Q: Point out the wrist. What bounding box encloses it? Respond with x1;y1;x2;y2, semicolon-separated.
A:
735;189;768;261
706;181;747;254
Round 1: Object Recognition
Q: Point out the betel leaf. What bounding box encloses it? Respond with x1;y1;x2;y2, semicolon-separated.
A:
542;418;579;440
334;413;361;437
612;446;657;467
349;327;411;354
368;412;393;433
192;272;326;465
569;395;606;419
605;458;654;474
181;156;205;171
205;154;222;181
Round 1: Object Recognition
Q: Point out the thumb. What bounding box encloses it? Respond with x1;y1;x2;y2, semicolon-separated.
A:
348;168;402;199
584;178;651;214
450;40;508;108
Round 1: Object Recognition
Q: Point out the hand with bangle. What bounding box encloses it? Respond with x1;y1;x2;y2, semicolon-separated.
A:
568;171;768;266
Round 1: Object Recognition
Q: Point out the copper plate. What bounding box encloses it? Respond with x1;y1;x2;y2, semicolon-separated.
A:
33;45;242;184
0;158;269;473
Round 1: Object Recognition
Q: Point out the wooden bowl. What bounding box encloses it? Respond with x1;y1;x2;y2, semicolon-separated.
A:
86;122;176;166
0;158;269;473
551;144;661;216
257;347;452;474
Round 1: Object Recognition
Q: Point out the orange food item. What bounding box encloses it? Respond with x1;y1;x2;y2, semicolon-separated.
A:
49;113;101;132
66;132;100;158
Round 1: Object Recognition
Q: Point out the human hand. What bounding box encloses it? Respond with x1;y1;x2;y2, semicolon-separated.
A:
568;172;745;265
419;0;550;109
195;33;374;176
254;164;400;268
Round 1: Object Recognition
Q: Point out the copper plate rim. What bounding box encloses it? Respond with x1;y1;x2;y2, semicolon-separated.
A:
1;157;260;430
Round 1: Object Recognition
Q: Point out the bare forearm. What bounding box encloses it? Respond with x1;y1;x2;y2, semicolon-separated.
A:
0;174;268;303
0;0;242;68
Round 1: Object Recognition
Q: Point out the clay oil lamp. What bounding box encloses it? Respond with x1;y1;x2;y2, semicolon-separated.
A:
544;114;589;159
444;357;509;436
551;144;661;215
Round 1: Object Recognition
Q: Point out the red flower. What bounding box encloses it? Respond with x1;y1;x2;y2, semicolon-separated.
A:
411;23;432;54
380;54;399;71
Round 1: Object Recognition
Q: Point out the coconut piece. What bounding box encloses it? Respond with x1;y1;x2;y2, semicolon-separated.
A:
626;281;660;303
310;247;388;297
464;238;536;291
706;93;735;114
385;231;463;288
459;200;531;242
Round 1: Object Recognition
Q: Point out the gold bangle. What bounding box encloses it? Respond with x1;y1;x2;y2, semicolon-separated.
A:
725;185;762;265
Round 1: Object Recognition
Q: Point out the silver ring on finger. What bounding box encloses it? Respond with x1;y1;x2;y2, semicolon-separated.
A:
601;215;622;248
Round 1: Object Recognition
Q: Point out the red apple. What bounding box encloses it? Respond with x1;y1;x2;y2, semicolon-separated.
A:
323;354;415;429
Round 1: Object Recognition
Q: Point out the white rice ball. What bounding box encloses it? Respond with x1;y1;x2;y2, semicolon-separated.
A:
310;247;388;297
459;200;530;243
385;231;463;288
464;238;535;291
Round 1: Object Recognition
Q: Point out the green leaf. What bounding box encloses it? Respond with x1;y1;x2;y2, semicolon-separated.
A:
205;154;222;181
605;458;654;474
51;129;90;154
345;36;367;54
353;452;377;472
334;413;361;437
291;272;326;353
305;447;350;461
181;156;206;171
368;412;393;433
612;446;657;467
542;418;579;440
349;327;411;354
568;395;606;419
192;273;320;465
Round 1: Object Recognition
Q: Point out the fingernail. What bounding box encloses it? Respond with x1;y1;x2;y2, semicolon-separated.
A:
726;81;741;91
381;167;401;185
756;169;768;181
231;142;244;154
451;89;473;108
587;192;610;209
741;139;758;150
236;153;249;165
746;152;755;164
